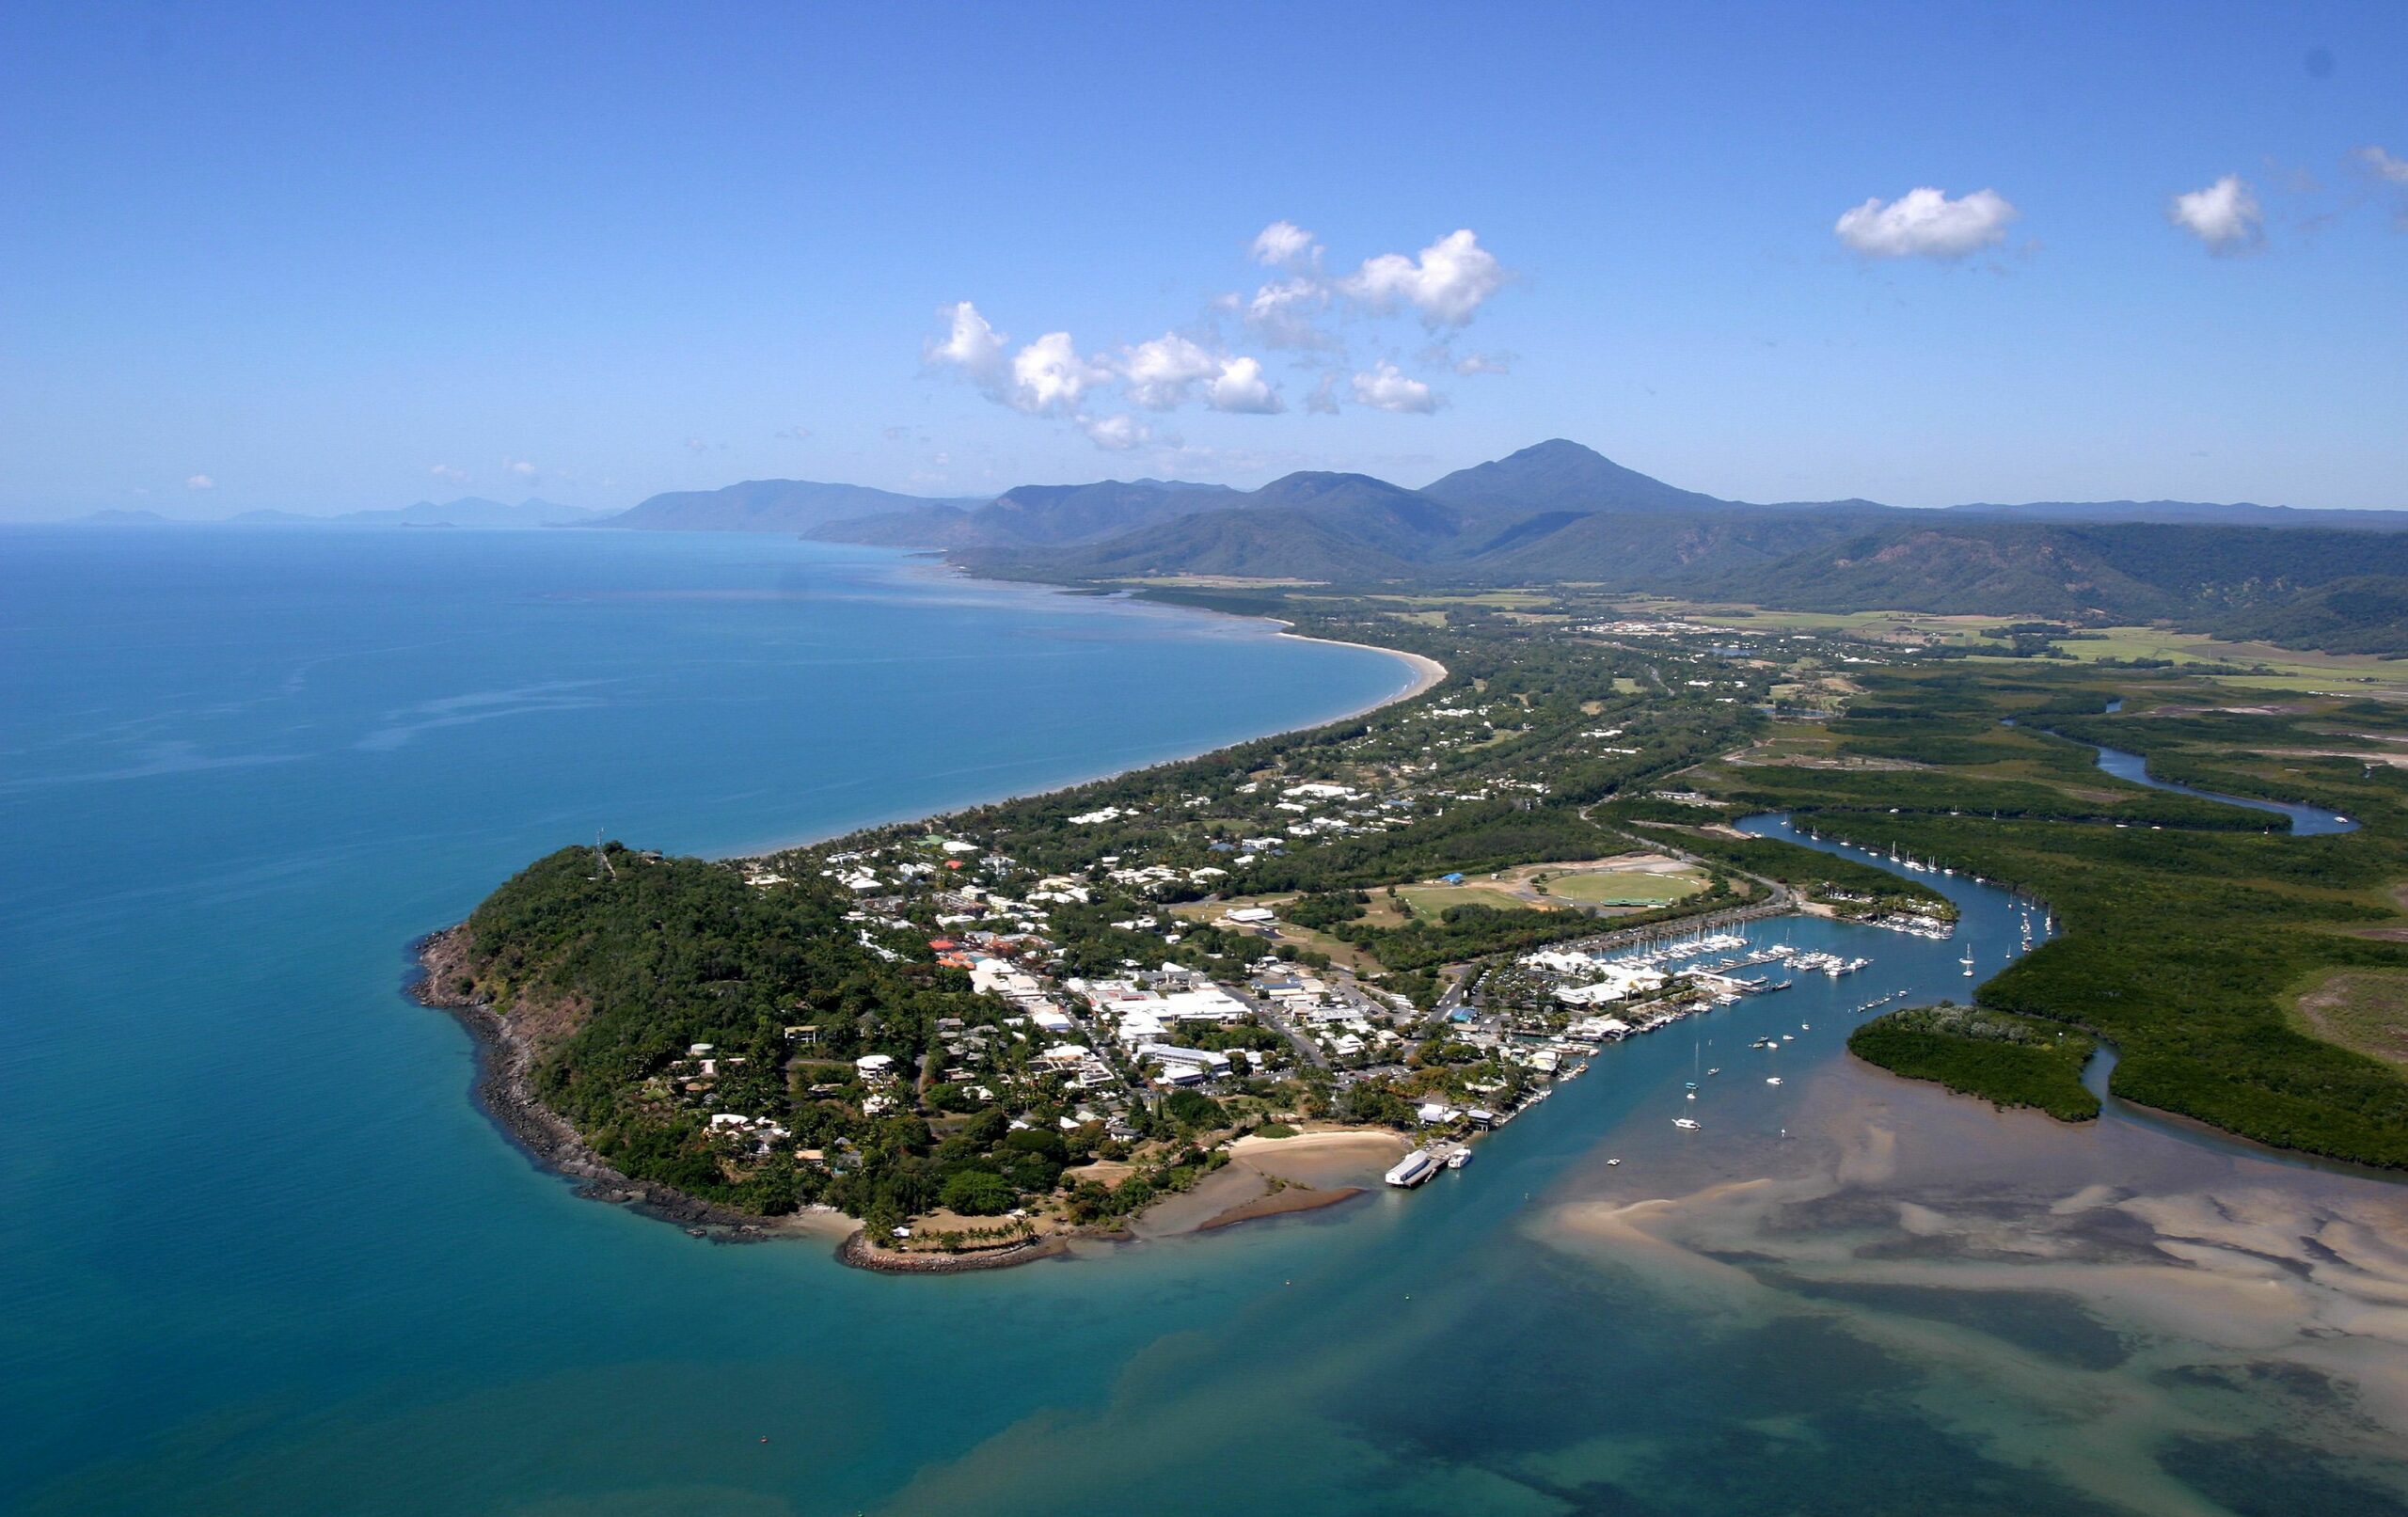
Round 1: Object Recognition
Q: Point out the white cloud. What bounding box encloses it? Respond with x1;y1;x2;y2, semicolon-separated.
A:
1079;414;1150;450
1118;333;1283;414
1452;351;1513;376
503;457;539;478
927;300;1010;385
1339;229;1507;325
184;473;215;491
930;224;1508;437
773;424;813;440
1008;331;1107;417
1207;356;1280;414
1244;276;1339;350
928;305;1110;417
1351;361;1439;414
683;436;710;452
2358;146;2408;185
429;464;470;484
1120;333;1224;410
2168;174;2263;252
1250;220;1320;267
1834;187;2019;258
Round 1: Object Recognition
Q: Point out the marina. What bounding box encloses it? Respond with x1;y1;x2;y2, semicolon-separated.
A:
1363;807;2064;1199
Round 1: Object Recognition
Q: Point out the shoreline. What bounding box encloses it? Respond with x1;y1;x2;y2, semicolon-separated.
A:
408;925;848;1242
1274;629;1448;719
404;600;1448;1272
714;556;1449;860
412;917;1417;1269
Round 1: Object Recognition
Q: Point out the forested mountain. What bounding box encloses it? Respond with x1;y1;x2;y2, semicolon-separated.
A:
953;447;2408;650
574;440;2408;653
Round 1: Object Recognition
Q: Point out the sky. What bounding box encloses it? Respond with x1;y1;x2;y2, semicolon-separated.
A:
2;0;2403;520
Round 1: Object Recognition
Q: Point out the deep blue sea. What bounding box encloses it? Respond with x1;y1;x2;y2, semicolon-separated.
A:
6;528;2405;1516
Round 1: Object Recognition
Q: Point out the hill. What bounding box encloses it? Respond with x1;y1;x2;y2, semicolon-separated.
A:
1948;499;2408;530
812;479;1237;549
595;480;986;533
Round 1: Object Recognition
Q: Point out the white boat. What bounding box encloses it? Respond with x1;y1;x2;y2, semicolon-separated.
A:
1446;1146;1472;1170
1606;1158;1623;1166
1672;1117;1701;1130
1766;1077;1782;1086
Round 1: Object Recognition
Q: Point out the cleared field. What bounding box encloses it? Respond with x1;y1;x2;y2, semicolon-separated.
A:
1630;598;2408;697
1398;883;1535;916
1541;870;1704;906
1616;597;2019;643
2048;626;2408;696
2290;969;2408;1069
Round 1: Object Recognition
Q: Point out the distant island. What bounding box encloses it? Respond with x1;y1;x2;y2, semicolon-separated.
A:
420;572;2408;1270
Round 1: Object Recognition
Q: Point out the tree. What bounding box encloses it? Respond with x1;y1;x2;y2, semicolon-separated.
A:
938;1169;1014;1216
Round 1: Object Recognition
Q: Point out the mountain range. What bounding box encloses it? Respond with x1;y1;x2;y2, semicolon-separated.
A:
61;443;2408;652
574;441;2408;650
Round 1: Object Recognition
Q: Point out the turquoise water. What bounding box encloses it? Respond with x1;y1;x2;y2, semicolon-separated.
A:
7;529;2405;1516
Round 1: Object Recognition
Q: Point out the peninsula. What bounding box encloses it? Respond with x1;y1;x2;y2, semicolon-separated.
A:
427;561;2408;1267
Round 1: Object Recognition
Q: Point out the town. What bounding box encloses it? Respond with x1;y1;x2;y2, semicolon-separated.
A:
434;588;2019;1260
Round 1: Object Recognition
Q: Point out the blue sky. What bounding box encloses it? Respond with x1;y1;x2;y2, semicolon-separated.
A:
3;0;2403;519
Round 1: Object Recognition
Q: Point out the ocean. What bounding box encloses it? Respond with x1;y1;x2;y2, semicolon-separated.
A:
5;527;2405;1516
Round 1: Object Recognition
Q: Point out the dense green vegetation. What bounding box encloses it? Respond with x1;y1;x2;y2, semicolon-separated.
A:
460;845;1054;1223
1847;1003;2098;1121
1693;665;2408;1167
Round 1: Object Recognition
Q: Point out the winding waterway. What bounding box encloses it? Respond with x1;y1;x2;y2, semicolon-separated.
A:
2088;740;2358;835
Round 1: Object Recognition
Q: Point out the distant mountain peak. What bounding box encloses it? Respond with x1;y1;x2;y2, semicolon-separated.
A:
1421;440;1730;515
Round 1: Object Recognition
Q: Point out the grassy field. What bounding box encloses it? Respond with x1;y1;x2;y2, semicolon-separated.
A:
2046;626;2408;697
1397;883;1537;916
2290;968;2408;1069
1541;870;1705;906
1163;893;1388;972
1623;597;2408;698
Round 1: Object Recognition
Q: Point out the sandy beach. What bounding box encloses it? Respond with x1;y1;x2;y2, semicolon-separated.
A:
1533;1054;2408;1509
1279;631;1449;717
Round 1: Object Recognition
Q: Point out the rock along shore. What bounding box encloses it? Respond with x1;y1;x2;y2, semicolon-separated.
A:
409;924;789;1242
413;925;1117;1272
